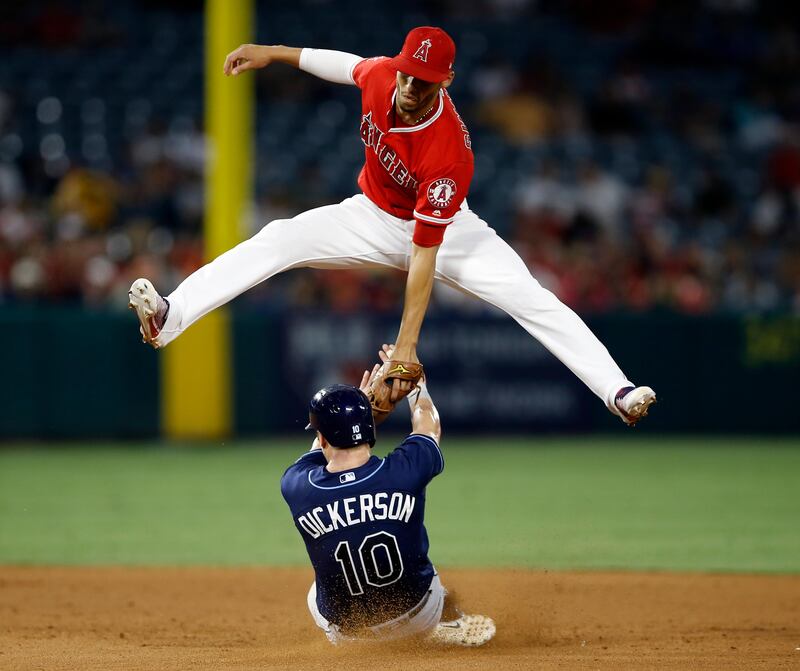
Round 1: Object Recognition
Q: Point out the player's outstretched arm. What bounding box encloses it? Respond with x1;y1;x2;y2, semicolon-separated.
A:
389;243;439;400
224;45;363;85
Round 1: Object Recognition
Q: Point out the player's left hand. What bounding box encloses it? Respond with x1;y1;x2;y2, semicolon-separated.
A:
364;344;424;423
223;44;274;76
381;344;418;402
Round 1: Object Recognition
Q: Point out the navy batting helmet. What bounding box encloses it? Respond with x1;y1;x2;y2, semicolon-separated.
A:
306;384;376;448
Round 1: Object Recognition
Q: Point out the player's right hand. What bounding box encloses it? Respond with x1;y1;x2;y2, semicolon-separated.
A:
223;44;273;76
358;363;381;394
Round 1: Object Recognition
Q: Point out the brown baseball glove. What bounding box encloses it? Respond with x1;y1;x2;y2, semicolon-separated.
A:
365;360;424;425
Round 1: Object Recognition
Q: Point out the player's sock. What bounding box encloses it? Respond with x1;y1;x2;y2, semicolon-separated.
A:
615;386;636;408
156;297;170;330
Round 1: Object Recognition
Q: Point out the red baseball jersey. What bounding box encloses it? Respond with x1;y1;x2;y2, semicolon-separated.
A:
352;57;474;247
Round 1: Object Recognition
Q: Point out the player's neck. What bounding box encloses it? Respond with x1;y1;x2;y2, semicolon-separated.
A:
325;444;372;472
395;97;438;126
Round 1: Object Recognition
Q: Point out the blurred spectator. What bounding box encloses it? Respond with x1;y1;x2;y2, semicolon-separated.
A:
52;168;119;232
513;161;575;241
471;57;518;100
476;87;554;143
573;161;629;241
693;168;735;220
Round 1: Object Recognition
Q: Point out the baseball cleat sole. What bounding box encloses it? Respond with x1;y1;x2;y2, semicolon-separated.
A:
618;386;656;426
128;278;162;349
430;614;496;647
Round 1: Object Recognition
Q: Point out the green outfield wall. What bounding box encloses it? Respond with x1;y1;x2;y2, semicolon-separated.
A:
0;307;159;438
2;307;798;438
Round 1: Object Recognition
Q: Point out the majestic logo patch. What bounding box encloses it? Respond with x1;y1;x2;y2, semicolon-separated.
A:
427;178;456;208
413;39;432;63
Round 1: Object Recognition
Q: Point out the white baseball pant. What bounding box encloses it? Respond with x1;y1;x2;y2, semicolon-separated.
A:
160;194;633;409
306;572;445;644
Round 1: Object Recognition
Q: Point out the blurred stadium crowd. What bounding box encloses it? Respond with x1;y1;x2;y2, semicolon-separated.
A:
1;0;799;315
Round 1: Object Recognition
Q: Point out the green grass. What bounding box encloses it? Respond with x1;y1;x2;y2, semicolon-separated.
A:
1;437;798;572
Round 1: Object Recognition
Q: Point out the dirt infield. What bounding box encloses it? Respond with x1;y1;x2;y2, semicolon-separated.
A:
1;567;798;670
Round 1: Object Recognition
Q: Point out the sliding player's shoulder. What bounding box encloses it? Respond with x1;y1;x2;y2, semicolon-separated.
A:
386;433;444;479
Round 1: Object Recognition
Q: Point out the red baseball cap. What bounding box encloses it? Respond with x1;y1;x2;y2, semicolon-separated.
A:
390;26;456;83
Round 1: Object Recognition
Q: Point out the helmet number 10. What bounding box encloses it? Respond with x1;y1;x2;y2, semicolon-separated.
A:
333;531;404;596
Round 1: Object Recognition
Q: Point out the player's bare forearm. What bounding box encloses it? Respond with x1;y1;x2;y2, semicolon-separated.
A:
393;243;439;362
409;380;441;443
223;45;302;76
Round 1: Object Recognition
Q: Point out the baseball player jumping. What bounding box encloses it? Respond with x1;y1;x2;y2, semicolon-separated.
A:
128;26;656;425
281;345;495;645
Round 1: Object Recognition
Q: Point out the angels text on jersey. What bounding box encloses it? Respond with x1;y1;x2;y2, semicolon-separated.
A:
447;90;472;149
360;112;419;190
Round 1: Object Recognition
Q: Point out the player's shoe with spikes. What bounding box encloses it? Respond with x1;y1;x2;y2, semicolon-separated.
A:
128;278;169;349
430;614;496;647
613;385;657;426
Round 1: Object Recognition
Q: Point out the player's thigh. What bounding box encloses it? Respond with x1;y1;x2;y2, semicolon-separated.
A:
255;195;407;270
435;211;550;311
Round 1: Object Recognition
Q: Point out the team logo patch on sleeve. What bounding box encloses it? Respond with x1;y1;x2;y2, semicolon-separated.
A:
427;178;457;209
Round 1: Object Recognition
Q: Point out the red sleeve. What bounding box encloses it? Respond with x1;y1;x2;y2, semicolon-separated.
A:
412;161;473;246
413;221;446;247
352;56;391;89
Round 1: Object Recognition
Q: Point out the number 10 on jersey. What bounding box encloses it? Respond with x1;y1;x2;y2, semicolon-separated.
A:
334;531;404;596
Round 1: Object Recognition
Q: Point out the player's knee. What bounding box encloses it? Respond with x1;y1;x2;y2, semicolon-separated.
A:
251;217;311;267
490;277;554;315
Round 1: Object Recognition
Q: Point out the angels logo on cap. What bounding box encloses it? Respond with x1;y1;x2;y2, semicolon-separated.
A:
427;178;457;209
413;39;432;63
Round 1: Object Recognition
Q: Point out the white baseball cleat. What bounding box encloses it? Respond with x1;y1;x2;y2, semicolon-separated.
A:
128;278;168;349
613;385;657;426
429;614;496;647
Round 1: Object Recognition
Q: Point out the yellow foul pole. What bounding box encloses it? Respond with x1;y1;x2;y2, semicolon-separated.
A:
162;0;254;439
